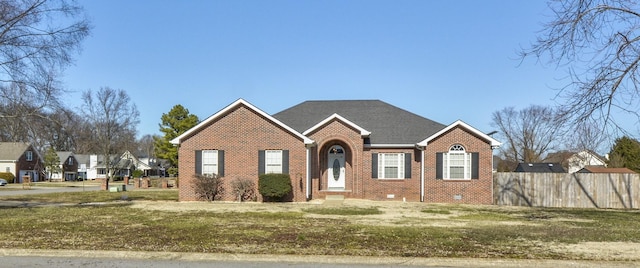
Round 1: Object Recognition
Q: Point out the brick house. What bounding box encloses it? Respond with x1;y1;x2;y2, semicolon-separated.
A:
171;99;501;204
49;152;79;181
0;142;44;183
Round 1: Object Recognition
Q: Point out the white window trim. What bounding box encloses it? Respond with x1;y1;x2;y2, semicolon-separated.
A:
443;145;471;180
378;153;405;179
202;150;219;176
26;151;33;161
265;150;283;174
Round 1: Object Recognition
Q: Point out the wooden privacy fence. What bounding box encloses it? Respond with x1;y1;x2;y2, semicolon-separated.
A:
494;172;640;209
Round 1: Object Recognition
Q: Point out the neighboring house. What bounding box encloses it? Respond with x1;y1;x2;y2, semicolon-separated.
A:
0;142;44;182
547;150;607;173
49;152;79;181
514;163;566;173
138;157;168;177
566;150;607;173
77;151;149;180
171;99;501;204
75;154;90;180
577;166;636;174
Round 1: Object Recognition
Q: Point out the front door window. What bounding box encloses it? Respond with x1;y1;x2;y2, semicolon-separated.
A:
327;145;345;190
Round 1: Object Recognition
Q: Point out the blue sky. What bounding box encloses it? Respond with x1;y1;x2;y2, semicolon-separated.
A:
63;0;565;138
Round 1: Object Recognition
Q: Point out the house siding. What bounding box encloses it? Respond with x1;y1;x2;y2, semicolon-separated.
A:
424;127;494;204
178;105;308;202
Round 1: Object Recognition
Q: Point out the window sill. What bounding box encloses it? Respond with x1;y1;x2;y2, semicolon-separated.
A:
376;178;409;181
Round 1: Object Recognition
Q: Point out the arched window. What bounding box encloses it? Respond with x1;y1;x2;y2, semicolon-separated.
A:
443;144;471;179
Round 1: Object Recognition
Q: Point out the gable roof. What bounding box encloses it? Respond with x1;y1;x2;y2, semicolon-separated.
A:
417;120;501;147
171;99;314;145
303;113;371;137
514;163;566;173
56;151;74;163
273;100;446;144
577;166;636;174
0;142;33;161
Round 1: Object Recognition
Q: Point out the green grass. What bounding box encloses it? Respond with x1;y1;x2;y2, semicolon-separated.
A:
420;208;452;215
0;191;638;260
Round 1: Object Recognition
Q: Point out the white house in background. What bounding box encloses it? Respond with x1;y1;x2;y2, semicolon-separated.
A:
75;151;150;180
566;150;607;173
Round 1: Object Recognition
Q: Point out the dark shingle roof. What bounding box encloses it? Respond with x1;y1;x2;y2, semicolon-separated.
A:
514;163;566;173
272;100;446;144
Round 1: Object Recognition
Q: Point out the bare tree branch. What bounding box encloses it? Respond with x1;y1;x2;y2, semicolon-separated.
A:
522;0;640;130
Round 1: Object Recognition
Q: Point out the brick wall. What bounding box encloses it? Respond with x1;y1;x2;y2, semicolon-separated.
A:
423;127;494;204
178;105;308;202
178;104;495;205
307;119;423;202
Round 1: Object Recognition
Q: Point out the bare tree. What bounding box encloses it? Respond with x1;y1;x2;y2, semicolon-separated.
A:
522;0;640;131
492;105;563;170
0;0;91;138
137;134;156;158
82;87;139;188
562;118;608;153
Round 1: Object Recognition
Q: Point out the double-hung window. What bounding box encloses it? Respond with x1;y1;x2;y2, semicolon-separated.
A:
202;150;219;176
441;144;474;180
195;149;224;177
26;151;33;161
258;150;289;175
67;157;74;165
265;150;283;174
378;153;405;179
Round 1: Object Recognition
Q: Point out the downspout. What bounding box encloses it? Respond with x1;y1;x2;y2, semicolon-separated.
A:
306;146;311;200
420;146;425;202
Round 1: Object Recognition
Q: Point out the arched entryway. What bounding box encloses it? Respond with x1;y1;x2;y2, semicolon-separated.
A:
327;145;345;190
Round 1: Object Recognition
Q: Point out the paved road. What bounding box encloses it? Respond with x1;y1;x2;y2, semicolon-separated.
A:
0;250;634;268
0;256;409;268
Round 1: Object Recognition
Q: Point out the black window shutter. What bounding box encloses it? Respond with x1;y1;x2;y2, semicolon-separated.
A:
195;150;202;175
435;152;443;179
404;153;412;179
471;152;479;179
282;150;289;174
371;153;378;179
218;150;225;177
258;150;265;175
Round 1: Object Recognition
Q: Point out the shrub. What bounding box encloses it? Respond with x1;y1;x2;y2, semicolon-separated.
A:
132;169;144;178
258;173;292;202
0;172;15;183
192;174;224;201
231;177;256;202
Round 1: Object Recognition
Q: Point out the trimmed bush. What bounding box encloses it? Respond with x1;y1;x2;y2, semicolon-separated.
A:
258;173;292;202
0;172;15;183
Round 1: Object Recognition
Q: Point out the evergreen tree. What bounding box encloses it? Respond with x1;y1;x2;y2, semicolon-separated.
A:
608;136;640;173
43;147;61;181
154;105;199;174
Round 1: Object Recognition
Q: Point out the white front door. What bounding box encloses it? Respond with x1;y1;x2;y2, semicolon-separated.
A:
327;145;345;190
